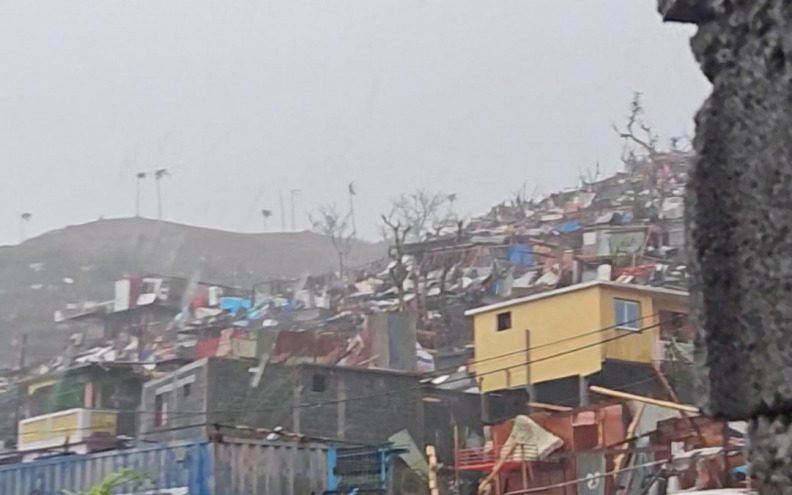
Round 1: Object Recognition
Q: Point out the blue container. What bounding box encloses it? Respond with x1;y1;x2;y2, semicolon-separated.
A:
0;438;328;495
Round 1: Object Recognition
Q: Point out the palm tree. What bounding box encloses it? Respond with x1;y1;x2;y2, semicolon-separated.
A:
261;209;273;230
19;213;31;243
135;172;146;217
154;169;169;220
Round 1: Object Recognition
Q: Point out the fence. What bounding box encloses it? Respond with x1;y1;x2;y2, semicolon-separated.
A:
0;437;329;495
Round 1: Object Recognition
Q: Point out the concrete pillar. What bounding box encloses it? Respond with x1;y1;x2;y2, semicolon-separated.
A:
660;2;792;493
579;375;590;407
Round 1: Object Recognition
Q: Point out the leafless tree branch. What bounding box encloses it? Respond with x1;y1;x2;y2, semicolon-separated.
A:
310;204;354;277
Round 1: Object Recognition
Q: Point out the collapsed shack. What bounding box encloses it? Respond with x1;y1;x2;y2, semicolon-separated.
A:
455;399;748;495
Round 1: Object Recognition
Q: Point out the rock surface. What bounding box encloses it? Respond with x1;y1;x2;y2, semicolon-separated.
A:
680;0;792;420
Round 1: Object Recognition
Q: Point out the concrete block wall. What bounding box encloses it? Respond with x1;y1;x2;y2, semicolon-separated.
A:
138;358;210;442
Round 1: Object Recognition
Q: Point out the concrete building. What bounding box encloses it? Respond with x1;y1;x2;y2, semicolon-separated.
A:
139;357;482;464
15;363;143;458
465;280;689;400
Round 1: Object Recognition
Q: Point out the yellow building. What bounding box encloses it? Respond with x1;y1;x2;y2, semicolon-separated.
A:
465;281;688;394
16;363;141;456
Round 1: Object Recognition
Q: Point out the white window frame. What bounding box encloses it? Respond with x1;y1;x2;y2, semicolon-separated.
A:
614;299;641;331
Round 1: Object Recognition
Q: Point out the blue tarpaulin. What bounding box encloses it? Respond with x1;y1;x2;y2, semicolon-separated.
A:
560;221;581;232
509;245;533;267
221;297;251;313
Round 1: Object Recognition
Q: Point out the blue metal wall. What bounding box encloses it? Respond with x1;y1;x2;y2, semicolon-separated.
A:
326;445;405;494
0;438;328;495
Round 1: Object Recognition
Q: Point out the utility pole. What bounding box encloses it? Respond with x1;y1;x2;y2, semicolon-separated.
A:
348;182;357;236
136;172;146;217
280;190;286;231
154;169;169;220
290;189;301;231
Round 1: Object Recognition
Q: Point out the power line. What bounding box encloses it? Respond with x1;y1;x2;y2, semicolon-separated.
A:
16;365;695;453
21;315;683;422
426;312;662;376
124;319;669;418
27;314;665;414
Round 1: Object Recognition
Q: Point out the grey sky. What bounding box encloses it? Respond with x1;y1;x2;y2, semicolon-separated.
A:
0;1;709;245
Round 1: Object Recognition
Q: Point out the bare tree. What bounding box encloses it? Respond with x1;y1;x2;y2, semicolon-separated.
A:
310;204;354;276
19;213;31;243
388;189;459;240
381;215;411;310
154;168;169;220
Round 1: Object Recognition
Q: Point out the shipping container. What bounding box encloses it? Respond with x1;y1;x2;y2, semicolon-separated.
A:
0;437;329;495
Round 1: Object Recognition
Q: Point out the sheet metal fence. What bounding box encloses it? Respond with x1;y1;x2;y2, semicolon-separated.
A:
0;437;329;495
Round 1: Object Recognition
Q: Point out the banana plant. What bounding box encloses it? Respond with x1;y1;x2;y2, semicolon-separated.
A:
61;469;147;495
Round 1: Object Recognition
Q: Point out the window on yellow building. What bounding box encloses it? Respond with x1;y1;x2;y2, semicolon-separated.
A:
614;299;640;330
496;311;512;331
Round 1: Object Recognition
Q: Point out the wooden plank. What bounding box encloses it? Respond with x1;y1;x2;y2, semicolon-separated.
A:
427;445;439;495
651;361;706;442
528;401;573;412
478;432;529;494
589;386;700;413
612;403;645;482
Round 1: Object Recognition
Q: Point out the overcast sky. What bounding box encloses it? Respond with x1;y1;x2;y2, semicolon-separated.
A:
0;0;709;245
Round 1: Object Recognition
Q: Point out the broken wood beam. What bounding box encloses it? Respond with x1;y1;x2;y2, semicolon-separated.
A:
612;403;645;482
528;401;573;412
651;361;706;443
589;386;700;413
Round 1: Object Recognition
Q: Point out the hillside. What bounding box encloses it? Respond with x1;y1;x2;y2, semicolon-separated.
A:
0;218;385;364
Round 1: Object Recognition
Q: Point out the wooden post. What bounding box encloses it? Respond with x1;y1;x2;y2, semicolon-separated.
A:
427;445;439;495
650;361;705;442
722;419;730;486
478;432;528;494
454;425;461;492
612;403;645;482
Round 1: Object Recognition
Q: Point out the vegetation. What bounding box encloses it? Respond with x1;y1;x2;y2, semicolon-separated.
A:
62;469;147;495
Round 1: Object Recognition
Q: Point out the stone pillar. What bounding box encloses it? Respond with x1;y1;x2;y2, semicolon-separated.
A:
660;1;792;493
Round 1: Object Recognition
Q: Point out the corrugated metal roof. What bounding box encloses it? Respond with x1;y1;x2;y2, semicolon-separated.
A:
464;281;689;316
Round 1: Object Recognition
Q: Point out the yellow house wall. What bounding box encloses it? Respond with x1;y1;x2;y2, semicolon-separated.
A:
599;287;687;363
653;296;689;316
19;410;80;444
473;286;603;393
